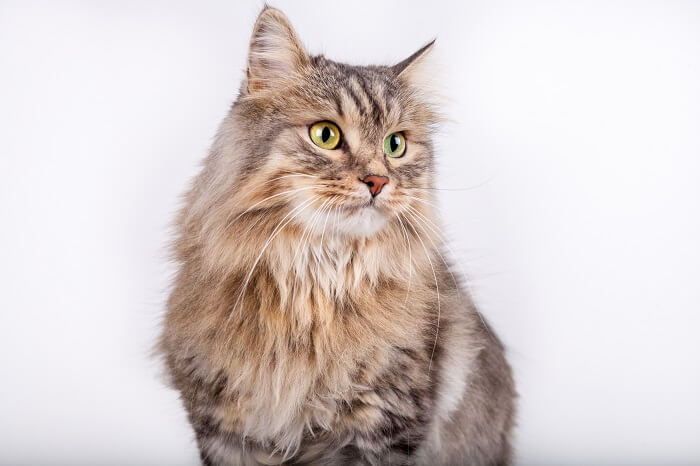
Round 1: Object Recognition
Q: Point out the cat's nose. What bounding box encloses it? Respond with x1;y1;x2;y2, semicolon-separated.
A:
361;175;389;197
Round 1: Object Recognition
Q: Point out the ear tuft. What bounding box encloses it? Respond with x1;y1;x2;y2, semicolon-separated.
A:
246;7;309;94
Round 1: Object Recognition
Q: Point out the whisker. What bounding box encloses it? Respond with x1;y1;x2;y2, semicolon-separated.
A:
320;196;338;248
409;187;481;192
403;205;498;345
278;169;315;176
394;214;413;307
225;196;319;330
316;197;338;298
224;186;316;230
266;172;317;183
293;197;331;265
400;213;440;374
403;194;440;211
333;198;342;234
238;209;268;239
290;197;332;312
407;176;495;192
235;189;319;242
403;204;447;242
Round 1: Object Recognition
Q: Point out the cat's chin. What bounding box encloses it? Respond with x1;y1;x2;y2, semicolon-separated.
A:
336;206;389;237
294;199;391;238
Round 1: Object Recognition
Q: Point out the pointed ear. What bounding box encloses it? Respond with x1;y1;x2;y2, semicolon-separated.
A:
245;7;309;94
392;39;436;81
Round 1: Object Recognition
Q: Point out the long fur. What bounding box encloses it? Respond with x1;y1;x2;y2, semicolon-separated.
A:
159;7;516;465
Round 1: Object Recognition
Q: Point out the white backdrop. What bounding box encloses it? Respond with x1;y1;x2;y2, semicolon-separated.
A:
1;1;699;464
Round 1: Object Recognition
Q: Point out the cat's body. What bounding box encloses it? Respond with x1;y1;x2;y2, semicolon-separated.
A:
159;8;515;465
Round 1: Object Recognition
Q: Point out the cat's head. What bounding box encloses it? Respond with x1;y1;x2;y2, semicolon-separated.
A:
202;7;439;241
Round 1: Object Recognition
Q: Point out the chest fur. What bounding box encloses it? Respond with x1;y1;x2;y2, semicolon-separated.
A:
164;233;439;457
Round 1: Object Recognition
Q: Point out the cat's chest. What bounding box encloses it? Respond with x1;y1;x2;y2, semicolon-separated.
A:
189;237;433;452
204;287;430;450
282;239;365;298
206;331;433;458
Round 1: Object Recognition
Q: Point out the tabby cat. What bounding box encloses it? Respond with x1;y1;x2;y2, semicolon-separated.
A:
159;7;515;465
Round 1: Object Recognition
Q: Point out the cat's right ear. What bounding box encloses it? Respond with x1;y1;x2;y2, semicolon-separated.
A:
244;7;310;95
392;40;435;77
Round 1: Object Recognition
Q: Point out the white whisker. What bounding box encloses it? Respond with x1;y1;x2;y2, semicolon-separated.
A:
308;199;334;259
395;214;413;307
403;204;446;242
407;176;494;192
225;196;319;329
290;197;332;311
404;205;498;344
224;186;316;229
266;173;317;183
319;196;337;248
317;197;337;297
333;198;342;233
403;194;440;211
236;188;321;240
401;213;440;374
292;197;331;265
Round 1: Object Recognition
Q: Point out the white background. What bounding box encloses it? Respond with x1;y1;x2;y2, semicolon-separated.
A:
1;1;699;464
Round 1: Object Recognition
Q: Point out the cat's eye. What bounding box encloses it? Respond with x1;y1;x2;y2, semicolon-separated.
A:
309;121;341;150
383;132;406;158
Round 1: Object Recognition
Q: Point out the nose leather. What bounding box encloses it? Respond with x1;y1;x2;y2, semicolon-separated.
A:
361;175;389;197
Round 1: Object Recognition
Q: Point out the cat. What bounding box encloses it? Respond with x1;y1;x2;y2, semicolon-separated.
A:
159;6;516;465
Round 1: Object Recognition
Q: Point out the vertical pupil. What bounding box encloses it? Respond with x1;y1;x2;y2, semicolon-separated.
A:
321;126;331;142
390;135;399;152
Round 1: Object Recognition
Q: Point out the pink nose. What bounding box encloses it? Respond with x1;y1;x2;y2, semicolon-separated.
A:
361;175;389;197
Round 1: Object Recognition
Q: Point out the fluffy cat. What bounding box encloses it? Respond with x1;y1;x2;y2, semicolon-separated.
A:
159;7;515;465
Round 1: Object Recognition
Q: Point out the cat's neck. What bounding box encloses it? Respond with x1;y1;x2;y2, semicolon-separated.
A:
275;231;387;292
187;206;442;316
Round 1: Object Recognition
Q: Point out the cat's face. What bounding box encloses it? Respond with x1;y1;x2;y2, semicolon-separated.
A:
226;8;438;239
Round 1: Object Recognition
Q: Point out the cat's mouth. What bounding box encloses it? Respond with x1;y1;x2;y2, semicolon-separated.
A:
341;198;382;213
339;198;396;226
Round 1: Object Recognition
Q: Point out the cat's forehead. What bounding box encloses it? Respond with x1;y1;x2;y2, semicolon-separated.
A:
296;56;412;135
310;56;397;89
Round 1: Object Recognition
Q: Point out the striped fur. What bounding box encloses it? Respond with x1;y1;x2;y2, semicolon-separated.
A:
159;7;515;465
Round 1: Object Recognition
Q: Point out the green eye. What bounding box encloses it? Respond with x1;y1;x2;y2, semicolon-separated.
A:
383;132;406;158
309;121;341;150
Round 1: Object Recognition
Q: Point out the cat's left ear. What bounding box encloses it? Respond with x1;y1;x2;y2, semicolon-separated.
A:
245;7;310;94
392;39;436;81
